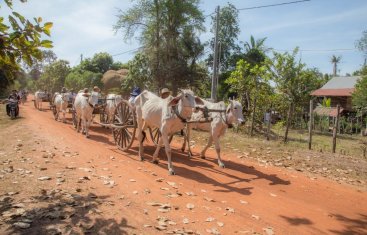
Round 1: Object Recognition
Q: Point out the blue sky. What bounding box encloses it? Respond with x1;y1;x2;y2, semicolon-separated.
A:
2;0;366;75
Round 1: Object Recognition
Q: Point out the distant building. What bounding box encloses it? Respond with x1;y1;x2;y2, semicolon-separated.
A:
311;76;360;117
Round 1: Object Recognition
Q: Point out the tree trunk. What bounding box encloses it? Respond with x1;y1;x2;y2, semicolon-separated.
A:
284;102;293;143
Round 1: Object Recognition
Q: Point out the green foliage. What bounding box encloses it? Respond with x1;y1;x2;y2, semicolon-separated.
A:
244;35;268;66
115;0;206;93
65;68;103;92
355;30;367;58
36;60;70;93
80;52;114;74
26;50;57;80
122;52;152;93
352;66;367;110
270;48;322;105
0;0;53;80
110;61;128;70
322;97;331;107
207;3;241;71
273;120;285;137
0;0;53;94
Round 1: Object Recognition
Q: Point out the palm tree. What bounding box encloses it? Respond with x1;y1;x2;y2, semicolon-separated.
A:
331;55;342;77
244;35;268;65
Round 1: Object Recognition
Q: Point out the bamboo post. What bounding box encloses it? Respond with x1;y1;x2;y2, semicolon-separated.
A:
308;99;313;150
332;104;340;153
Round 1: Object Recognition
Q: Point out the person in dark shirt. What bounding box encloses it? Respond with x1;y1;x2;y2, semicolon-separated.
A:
6;90;20;116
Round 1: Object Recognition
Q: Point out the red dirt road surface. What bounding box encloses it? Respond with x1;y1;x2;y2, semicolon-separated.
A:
1;100;367;235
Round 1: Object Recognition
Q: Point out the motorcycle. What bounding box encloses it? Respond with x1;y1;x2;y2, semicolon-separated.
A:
7;99;19;119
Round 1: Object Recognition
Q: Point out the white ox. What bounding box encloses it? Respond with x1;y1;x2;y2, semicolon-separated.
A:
105;94;122;124
53;92;69;123
34;91;47;110
182;99;244;168
135;89;203;175
73;91;99;138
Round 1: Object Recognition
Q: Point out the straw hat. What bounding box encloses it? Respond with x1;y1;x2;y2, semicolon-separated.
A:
160;88;171;96
93;86;101;92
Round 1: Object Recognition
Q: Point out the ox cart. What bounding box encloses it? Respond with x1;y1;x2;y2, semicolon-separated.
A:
70;97;138;150
33;92;52;110
71;97;212;151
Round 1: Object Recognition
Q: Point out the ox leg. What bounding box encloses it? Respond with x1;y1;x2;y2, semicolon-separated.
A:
85;119;90;138
200;136;213;159
162;131;175;175
76;115;81;132
185;126;193;158
137;122;145;161
213;136;224;168
181;129;186;153
82;118;86;135
55;109;59;121
152;138;163;164
62;110;66;123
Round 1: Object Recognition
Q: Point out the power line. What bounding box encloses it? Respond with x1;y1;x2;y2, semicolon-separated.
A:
111;46;143;57
237;0;310;11
273;48;358;52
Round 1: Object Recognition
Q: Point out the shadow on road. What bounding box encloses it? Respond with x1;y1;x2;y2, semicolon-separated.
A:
119;143;291;197
280;215;313;225
329;213;367;235
1;190;135;235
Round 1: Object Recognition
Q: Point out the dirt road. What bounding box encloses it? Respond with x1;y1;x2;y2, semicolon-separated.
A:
1;100;366;235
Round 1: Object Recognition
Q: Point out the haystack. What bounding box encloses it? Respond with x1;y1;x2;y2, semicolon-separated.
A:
101;69;128;91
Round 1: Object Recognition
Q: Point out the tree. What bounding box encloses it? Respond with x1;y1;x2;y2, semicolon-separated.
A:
352;66;367;134
244;35;268;66
227;59;271;135
270;48;323;142
0;0;53;88
114;0;205;93
121;52;152;93
37;60;70;93
27;50;57;80
207;3;241;71
355;30;367;58
80;52;114;74
330;55;342;77
352;67;367;106
65;68;103;92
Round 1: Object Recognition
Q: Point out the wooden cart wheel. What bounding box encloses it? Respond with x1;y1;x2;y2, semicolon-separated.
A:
112;100;136;151
149;127;174;146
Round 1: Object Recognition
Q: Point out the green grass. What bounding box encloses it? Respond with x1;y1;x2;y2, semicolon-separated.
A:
188;125;367;160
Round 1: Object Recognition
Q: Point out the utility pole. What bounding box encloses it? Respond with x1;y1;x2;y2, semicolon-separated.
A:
80;54;83;64
308;99;313;150
211;6;220;102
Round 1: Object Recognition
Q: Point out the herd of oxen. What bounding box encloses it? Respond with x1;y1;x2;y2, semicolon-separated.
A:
33;89;244;175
